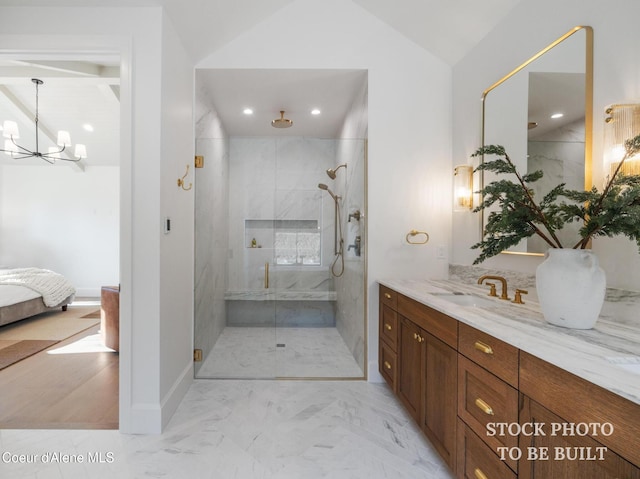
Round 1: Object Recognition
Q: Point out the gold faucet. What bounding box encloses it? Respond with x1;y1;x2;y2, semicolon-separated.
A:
478;275;509;300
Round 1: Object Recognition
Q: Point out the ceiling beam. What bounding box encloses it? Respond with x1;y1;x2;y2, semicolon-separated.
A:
0;85;84;172
12;60;105;77
0;70;119;85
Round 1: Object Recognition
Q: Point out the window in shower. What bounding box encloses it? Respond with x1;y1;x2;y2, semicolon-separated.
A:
274;220;320;265
245;219;321;265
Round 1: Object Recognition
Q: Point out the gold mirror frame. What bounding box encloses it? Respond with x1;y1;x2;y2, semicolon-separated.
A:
479;26;594;256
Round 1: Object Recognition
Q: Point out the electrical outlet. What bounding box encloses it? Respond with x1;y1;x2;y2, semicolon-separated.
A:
436;245;446;259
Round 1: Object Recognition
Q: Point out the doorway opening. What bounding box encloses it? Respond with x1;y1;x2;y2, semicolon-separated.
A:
0;51;121;428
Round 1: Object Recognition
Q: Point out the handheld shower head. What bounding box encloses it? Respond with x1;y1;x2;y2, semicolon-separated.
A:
326;163;347;179
318;183;339;201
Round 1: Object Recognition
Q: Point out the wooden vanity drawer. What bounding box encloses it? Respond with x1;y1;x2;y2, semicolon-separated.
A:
458;355;519;471
380;285;397;309
457;418;517;479
379;340;397;392
379;304;398;350
397;293;458;348
458;323;519;388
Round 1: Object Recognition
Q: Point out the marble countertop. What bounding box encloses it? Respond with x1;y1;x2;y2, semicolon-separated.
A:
378;278;640;407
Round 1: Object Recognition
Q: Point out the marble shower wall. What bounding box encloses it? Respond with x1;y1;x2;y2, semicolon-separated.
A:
194;100;229;376
333;139;366;373
227;137;337;293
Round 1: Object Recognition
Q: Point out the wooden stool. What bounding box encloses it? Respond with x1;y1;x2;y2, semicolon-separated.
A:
100;286;120;352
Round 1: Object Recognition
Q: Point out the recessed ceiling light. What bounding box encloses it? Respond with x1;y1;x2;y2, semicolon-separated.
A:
243;108;254;115
550;113;564;119
311;109;321;115
83;123;94;132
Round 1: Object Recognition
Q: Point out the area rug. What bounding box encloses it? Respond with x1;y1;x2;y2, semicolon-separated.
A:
0;306;100;341
0;339;59;370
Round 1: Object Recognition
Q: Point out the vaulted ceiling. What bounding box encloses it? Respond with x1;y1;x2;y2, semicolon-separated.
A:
0;0;522;166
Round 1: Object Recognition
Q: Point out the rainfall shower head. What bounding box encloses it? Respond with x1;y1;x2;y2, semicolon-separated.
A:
271;110;293;129
318;183;339;201
326;163;347;179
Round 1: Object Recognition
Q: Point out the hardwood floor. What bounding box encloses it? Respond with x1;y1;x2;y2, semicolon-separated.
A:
0;324;119;429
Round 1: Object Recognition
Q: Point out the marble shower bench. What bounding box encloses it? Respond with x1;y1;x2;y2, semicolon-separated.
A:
224;290;337;327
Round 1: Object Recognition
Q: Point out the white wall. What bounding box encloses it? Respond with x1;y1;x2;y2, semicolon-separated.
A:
197;0;452;380
158;12;195;429
452;0;640;292
0;165;119;296
0;6;196;433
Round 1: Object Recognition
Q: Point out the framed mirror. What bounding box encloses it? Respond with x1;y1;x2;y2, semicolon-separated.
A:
480;26;593;255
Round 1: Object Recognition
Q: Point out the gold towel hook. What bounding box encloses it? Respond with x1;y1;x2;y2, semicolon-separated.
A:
406;229;429;245
177;164;192;191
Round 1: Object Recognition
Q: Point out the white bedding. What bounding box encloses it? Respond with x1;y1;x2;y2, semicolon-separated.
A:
0;284;40;307
0;268;76;307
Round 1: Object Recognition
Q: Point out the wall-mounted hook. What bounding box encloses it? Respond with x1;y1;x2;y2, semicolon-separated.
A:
177;164;192;191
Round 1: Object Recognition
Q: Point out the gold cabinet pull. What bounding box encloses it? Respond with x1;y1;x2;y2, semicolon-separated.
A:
474;468;488;479
474;340;494;355
264;262;269;289
475;398;494;415
384;292;392;299
383;361;392;370
384;323;392;331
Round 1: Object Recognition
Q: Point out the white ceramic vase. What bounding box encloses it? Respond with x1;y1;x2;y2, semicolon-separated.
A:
535;248;606;329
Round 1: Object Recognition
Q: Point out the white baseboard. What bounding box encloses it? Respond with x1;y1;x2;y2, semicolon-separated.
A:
75;287;101;298
128;402;163;434
161;361;194;431
368;361;384;383
124;361;193;434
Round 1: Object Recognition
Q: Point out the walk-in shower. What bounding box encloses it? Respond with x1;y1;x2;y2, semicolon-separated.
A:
193;68;368;381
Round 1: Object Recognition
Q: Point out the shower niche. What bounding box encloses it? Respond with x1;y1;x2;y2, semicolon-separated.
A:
245;219;321;266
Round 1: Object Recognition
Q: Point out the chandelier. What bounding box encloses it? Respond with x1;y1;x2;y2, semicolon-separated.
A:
1;78;87;163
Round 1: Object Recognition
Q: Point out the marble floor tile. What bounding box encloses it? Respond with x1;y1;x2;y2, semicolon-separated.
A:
0;380;455;479
197;327;364;378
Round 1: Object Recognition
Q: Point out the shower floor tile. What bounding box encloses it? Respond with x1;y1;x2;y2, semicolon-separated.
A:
197;327;364;378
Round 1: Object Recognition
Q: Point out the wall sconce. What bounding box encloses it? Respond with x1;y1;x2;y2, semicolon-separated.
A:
604;104;640;180
453;165;473;211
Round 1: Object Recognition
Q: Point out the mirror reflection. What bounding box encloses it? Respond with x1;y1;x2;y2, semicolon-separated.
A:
481;26;593;255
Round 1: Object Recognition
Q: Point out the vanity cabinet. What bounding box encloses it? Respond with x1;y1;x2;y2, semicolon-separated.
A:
457;323;519;475
378;286;398;391
378;284;640;478
379;285;458;471
519;351;640;478
519;396;640;479
457;418;516;479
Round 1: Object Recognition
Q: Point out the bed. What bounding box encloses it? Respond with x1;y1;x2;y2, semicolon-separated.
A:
0;268;76;327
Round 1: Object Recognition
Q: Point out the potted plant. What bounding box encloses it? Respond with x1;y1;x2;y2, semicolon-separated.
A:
471;134;640;329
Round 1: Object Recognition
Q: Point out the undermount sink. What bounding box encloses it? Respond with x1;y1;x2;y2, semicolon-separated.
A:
431;292;500;308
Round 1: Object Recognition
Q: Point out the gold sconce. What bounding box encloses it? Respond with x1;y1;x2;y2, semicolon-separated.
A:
604;104;640;180
177;164;192;191
453;165;473;211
